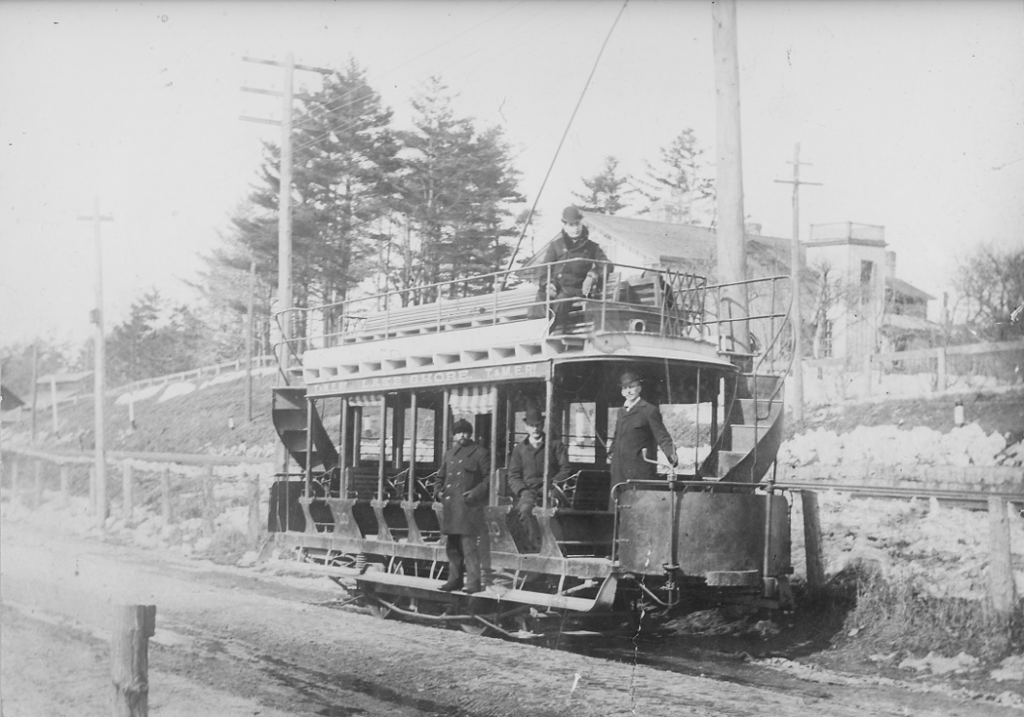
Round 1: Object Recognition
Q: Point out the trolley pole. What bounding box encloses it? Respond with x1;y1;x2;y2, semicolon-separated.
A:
79;197;113;527
774;143;820;423
712;0;749;354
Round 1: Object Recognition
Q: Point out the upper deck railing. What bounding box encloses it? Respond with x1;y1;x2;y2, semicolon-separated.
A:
272;261;793;379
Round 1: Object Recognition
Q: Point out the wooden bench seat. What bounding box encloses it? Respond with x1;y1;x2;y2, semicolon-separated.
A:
341;286;539;342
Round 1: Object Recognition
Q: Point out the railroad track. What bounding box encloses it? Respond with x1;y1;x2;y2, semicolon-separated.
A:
774;481;1023;513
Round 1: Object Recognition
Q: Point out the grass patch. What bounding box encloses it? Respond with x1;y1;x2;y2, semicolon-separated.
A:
836;561;1023;659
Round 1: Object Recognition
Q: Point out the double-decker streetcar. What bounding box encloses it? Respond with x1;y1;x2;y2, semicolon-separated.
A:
266;259;794;636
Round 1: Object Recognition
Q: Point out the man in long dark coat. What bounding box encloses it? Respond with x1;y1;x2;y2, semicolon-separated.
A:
608;370;678;507
434;419;490;593
506;408;571;551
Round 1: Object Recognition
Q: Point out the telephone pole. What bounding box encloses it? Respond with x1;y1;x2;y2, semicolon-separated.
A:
774;143;821;423
712;0;749;354
241;54;330;379
79;197;113;526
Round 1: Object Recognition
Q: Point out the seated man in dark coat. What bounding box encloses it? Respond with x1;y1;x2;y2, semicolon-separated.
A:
534;205;612;333
608;370;678;508
506;408;571;552
434;419;490;593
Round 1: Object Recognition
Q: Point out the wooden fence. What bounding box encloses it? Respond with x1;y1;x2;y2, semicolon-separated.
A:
804;339;1024;403
1;447;272;545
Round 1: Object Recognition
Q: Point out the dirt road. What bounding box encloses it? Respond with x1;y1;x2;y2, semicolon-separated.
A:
1;520;1018;717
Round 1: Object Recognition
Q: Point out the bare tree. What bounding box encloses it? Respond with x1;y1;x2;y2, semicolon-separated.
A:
951;243;1024;340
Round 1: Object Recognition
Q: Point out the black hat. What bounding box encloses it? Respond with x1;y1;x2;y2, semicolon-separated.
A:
452;418;473;435
562;205;583;222
523;408;544;427
619;370;642;387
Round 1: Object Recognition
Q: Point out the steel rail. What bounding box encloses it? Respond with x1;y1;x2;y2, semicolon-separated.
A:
774;481;1024;506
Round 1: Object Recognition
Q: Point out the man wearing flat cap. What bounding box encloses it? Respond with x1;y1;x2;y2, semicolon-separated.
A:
434;418;490;593
506;407;571;551
608;370;678;506
534;205;611;333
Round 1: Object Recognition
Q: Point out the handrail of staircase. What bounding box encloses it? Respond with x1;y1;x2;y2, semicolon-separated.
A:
698;274;796;480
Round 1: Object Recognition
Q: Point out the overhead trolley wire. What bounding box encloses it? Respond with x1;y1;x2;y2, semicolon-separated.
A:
504;0;631;276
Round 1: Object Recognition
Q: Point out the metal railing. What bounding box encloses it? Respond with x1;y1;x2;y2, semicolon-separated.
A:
271;260;718;371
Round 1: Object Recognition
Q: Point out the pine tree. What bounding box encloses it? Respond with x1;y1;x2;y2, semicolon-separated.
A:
634;129;715;224
574;156;632;215
201;59;400;339
394;78;522;301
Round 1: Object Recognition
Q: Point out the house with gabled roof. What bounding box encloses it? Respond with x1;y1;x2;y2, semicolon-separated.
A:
526;212;939;361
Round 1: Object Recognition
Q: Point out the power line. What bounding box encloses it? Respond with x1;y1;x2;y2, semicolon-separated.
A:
505;0;631;274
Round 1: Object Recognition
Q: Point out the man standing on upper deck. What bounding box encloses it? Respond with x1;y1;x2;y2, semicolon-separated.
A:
535;205;611;333
434;419;490;593
607;370;678;507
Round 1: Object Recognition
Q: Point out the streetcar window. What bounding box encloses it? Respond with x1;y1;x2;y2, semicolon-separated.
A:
566;402;598;464
404;406;437;465
359;405;394;464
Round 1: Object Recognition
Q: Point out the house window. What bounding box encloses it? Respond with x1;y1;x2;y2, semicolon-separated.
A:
860;260;874;304
860;260;874;284
820;319;833;358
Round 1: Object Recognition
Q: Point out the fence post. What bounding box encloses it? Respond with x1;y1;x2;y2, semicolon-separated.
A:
988;496;1016;648
111;604;156;717
863;353;872;398
160;469;173;525
60;463;69;507
89;465;97;514
122;463;134;521
33;459;43;509
248;473;262;545
936;347;947;392
201;468;215;537
801;491;826;592
10;458;20;506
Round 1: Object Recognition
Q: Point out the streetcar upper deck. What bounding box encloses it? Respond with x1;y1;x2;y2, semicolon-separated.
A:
274;260;787;396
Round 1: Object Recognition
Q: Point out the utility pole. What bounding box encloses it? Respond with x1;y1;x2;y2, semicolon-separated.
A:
79;197;113;527
774;143;821;424
712;0;749;354
241;54;330;380
30;343;38;443
245;258;256;422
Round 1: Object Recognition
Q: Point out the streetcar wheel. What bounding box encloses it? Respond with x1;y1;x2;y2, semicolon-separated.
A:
364;595;392;620
458;618;489;636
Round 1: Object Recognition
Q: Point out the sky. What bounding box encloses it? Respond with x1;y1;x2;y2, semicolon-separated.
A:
1;0;1022;349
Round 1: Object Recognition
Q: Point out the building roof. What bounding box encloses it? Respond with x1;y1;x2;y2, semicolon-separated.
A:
36;370;93;385
527;212;795;273
1;384;25;411
886;276;935;301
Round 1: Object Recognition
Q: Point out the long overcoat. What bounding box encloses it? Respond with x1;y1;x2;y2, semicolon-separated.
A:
436;441;490;535
609;398;675;485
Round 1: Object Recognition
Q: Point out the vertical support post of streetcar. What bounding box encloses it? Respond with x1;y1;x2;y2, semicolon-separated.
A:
377;398;387;501
340;397;349;498
542;370;554;510
305;396;314;500
712;0;749;355
409;393;418;502
111;604;156;717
